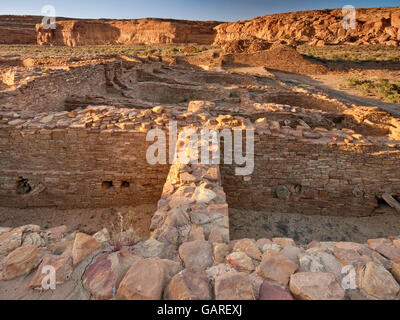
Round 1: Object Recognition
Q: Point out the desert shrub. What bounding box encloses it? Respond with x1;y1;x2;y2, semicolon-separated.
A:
341;77;400;103
109;212;140;251
355;80;374;95
346;77;360;86
192;47;203;54
387;93;400;103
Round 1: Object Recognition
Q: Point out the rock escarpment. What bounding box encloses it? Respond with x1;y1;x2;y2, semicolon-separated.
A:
214;7;400;46
0;15;43;44
36;18;221;46
0;15;75;44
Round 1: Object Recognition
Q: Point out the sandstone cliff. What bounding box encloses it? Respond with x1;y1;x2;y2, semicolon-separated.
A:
214;7;400;46
0;15;43;44
36;18;221;46
0;15;76;44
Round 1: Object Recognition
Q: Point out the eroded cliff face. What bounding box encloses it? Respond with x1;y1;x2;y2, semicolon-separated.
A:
36;18;221;46
0;15;43;44
214;7;400;46
0;15;77;44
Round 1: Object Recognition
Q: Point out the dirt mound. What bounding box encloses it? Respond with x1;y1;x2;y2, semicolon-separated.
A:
221;44;329;74
214;7;400;47
221;38;272;54
180;44;328;74
37;19;222;46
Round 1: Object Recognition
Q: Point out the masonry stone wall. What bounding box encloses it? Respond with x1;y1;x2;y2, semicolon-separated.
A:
1;101;399;216
150;129;229;246
222;132;400;216
0;126;170;208
0;63;107;113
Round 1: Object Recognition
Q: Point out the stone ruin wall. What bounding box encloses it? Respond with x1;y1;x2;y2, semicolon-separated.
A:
0;63;107;113
0;123;170;208
222;133;400;216
1;106;399;216
1;103;400;300
150;131;230;246
1;116;400;300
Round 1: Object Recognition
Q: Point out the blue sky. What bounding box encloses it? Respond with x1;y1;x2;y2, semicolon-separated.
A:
0;0;398;22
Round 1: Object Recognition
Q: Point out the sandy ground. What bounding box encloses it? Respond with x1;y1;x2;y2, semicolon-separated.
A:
271;70;400;117
0;204;157;238
227;66;400;117
230;207;400;244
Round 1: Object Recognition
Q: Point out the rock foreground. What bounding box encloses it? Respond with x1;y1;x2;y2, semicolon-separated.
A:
1;223;400;300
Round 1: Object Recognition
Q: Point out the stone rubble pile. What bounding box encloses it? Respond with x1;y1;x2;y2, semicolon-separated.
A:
1;222;400;300
1;101;399;148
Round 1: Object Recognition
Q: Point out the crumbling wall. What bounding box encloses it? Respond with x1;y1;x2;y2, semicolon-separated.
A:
150;129;229;246
0;121;170;209
0;63;107;113
222;132;400;216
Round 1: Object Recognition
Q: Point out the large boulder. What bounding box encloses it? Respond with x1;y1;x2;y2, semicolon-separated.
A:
83;252;140;300
117;258;182;300
289;272;345;300
373;244;400;262
165;268;211;300
256;250;298;286
71;233;102;266
0;228;23;255
29;255;73;289
356;262;400;300
179;240;214;269
214;272;255;300
1;245;43;280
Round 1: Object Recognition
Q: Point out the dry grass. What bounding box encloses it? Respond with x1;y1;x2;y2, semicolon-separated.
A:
0;44;212;59
298;44;400;62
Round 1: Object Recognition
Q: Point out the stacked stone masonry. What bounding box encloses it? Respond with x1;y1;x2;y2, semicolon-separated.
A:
1;58;400;300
